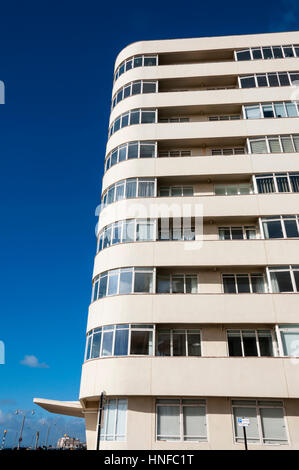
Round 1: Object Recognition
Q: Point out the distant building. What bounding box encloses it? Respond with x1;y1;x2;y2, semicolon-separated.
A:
57;436;85;450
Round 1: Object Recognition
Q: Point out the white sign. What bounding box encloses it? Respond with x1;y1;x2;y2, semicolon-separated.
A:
238;418;250;427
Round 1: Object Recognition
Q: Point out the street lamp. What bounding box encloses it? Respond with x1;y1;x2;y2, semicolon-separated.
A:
15;409;35;450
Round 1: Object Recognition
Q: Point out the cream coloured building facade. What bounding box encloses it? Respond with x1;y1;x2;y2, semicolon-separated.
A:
35;31;299;450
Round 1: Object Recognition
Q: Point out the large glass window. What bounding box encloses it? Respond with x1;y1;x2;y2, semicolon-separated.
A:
268;265;299;293
109;109;157;137
156;399;207;442
218;226;257;240
239;71;299;89
101;398;128;442
114;55;157;82
105;141;156;171
157;274;198;294
97;219;157;251
255;173;299;194
248;135;299;154
158;218;195;241
85;324;154;360
159;186;194;197
261;216;299;239
244;102;299;119
223;273;265;293
227;330;275;357
101;178;156;209
232;400;287;445
157;329;201;357
215;184;252;195
278;325;299;357
92;267;155;301
235;45;299;62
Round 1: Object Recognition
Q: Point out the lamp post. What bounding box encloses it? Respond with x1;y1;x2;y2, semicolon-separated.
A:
45;422;56;449
15;409;35;450
96;391;106;450
0;430;7;450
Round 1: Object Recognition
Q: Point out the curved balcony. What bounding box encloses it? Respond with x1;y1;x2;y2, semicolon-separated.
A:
112;57;299;94
93;239;299;275
114;32;299;70
106;119;299;154
86;293;299;331
102;154;299;193
79;356;299;400
97;194;299;232
109;87;294;123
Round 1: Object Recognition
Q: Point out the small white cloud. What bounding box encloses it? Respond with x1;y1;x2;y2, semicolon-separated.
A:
20;355;49;369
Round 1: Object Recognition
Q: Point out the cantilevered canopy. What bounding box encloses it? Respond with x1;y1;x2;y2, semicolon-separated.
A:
33;398;84;418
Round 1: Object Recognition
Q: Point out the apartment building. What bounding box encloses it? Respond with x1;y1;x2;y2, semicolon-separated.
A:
35;31;299;450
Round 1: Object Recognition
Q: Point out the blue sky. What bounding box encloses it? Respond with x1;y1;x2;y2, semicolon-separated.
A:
0;0;298;448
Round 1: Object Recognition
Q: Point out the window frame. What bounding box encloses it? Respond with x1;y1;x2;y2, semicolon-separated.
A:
218;225;258;240
91;267;156;302
222;273;267;294
231;399;288;446
101;398;128;442
226;329;277;357
260;215;299;239
156;273;198;294
266;265;299;293
156;398;207;442
156;328;202;357
114;55;158;83
111;80;158;109
85;324;156;361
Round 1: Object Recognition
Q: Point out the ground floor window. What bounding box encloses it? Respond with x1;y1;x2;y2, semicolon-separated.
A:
101;398;128;441
156;399;207;442
232;400;288;445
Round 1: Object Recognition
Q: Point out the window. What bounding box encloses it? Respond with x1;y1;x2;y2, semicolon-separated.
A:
156;399;207;442
158;218;195;241
114;55;157;82
223;273;265;293
215;184;252;195
255;173;299;194
261;216;299;239
112;81;158;108
159;186;194;197
235;45;299;62
158;149;192;158
208;115;240;121
109;109;157;136
157;274;198;294
101;398;128;442
268;265;299;293
278;325;299;357
85;324;154;360
92;267;155;301
244;102;299;119
211;147;245;156
98;219;156;251
239;71;299;89
218;226;257;240
159;117;190;123
105;141;157;171
101;178;156;209
156;329;201;357
232;400;288;445
227;330;275;357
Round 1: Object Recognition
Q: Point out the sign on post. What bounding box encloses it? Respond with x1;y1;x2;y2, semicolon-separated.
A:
238;417;250;427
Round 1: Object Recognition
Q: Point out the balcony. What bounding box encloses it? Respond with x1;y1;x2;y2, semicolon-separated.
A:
87;293;299;330
93;239;299;274
79;356;299;399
